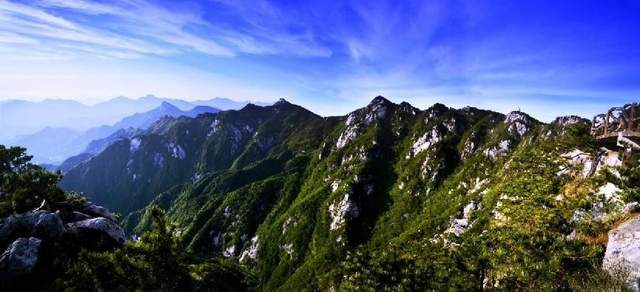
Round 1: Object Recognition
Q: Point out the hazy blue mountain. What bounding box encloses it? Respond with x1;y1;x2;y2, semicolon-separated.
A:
191;97;271;110
0;95;260;143
12;102;219;164
83;128;142;155
0;99;90;142
56;152;93;173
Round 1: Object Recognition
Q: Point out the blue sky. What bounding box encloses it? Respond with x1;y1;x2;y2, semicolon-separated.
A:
0;0;639;121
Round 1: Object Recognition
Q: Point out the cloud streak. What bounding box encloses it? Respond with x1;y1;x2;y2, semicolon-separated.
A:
0;0;334;60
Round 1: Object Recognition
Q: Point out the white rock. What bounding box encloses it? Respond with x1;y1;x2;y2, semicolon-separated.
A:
445;219;469;236
282;216;296;234
512;121;528;136
345;113;356;127
461;140;476;160
598;183;622;203
554;116;583;126
239;235;259;262
167;143;186;160
336;126;359;149
281;243;294;255
504;112;529;124
484;140;511;159
329;194;359;231
603;216;640;290
601;150;622;169
207;119;221;137
560;149;593;177
129;137;141;152
410;128;442;157
445;202;479;236
223;245;236;257
330;181;340;193
463;202;477;218
469;178;488;194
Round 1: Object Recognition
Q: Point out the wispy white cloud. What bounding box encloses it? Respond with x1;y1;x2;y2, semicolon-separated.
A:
0;31;38;44
0;0;335;60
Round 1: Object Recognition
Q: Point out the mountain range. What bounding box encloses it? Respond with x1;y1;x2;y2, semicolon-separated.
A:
57;96;640;290
9;102;219;164
0;95;268;144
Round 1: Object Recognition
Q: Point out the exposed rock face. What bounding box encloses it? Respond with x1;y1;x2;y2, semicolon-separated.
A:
603;215;640;290
504;111;533;137
553;115;586;126
483;140;511;159
336;96;393;149
0;237;41;279
0;210;64;245
329;194;359;231
445;202;480;237
67;217;126;244
239;235;259;263
409;128;442;158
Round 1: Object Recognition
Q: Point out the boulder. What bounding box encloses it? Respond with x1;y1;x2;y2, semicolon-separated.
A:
603;215;640;290
0;237;41;278
0;210;64;246
81;203;117;222
67;217;125;245
60;211;93;224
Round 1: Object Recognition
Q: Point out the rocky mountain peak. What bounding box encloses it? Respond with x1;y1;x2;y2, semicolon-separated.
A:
504;111;536;137
553;115;587;126
368;96;393;107
398;102;419;115
273;98;291;106
504;111;535;124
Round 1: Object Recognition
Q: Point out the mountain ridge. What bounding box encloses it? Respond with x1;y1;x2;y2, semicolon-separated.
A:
57;96;640;290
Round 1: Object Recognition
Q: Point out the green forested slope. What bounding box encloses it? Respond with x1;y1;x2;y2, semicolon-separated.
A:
60;97;639;290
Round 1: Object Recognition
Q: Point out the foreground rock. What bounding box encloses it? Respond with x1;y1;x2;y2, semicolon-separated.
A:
0;210;64;246
67;217;126;244
81;203;117;222
0;237;41;279
603;215;640;290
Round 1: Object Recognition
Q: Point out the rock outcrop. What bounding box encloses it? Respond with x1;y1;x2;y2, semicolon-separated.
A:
0;202;125;285
0;210;64;246
0;237;42;279
67;217;126;244
603;215;640;290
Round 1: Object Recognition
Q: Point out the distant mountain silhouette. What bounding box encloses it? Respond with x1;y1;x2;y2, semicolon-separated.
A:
0;95;266;143
11;102;219;164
